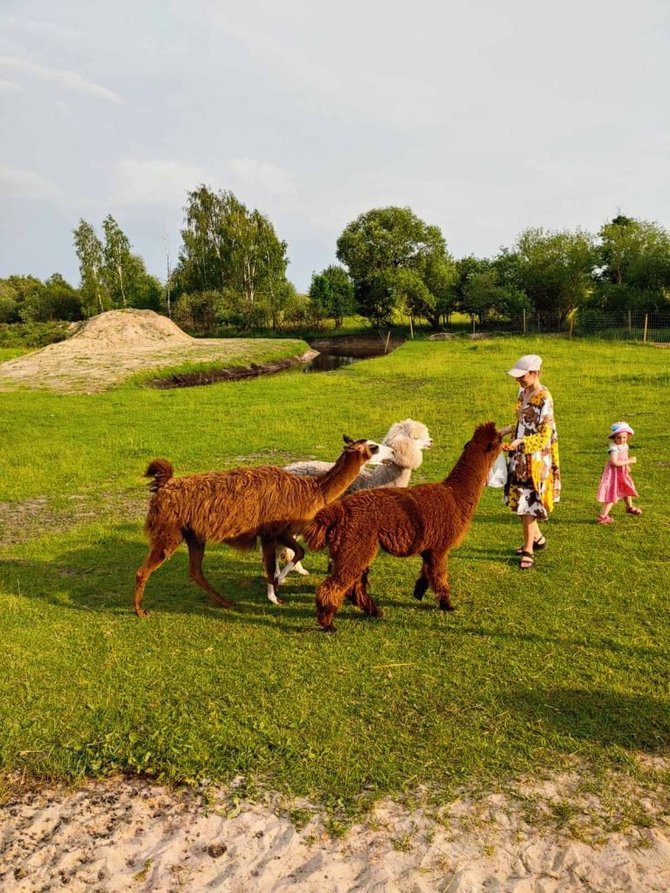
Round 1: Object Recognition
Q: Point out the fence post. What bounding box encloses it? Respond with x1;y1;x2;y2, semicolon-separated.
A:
643;313;649;343
472;317;476;335
569;315;574;337
628;310;632;335
522;308;527;335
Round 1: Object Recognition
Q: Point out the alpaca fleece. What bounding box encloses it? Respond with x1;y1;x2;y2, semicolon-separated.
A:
304;422;501;631
134;438;382;616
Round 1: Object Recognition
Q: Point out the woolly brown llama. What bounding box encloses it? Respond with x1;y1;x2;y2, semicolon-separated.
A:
134;436;392;616
303;421;502;631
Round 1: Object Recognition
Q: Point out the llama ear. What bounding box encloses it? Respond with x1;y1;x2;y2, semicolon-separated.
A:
343;434;354;444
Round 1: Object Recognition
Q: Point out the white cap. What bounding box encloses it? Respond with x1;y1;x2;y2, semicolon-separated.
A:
506;354;542;378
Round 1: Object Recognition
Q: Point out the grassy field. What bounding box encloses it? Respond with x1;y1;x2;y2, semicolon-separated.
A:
1;336;669;820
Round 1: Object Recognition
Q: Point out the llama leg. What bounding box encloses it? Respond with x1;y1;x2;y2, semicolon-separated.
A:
316;542;379;630
134;538;181;617
413;552;431;601
424;552;454;611
275;534;306;586
351;569;383;618
184;531;234;609
315;575;356;631
282;546;310;577
260;536;284;605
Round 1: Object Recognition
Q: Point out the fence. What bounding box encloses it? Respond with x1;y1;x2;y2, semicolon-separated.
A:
468;310;670;343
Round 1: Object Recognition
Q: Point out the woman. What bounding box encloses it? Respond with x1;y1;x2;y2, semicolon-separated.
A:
500;354;561;569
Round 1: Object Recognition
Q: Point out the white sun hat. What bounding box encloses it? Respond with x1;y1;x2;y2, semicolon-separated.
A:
506;354;543;378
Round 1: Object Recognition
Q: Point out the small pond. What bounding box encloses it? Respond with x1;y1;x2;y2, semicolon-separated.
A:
303;335;405;373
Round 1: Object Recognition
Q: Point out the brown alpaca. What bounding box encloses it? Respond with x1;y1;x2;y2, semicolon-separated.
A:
134;436;392;616
303;421;502;631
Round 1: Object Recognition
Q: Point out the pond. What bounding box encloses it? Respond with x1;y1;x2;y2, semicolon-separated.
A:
303;335;405;373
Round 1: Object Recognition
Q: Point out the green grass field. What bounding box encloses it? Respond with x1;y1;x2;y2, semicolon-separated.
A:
1;336;669;821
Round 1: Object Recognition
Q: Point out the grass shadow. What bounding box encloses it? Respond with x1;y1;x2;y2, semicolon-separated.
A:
0;526;320;628
506;687;670;753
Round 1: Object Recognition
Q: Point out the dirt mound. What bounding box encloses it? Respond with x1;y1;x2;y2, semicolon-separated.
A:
0;310;311;394
68;309;193;348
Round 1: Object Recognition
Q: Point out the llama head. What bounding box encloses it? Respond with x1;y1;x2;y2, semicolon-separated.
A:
467;422;503;466
342;435;394;466
382;419;433;469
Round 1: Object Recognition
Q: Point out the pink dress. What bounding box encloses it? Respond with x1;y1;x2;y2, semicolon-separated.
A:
596;443;638;503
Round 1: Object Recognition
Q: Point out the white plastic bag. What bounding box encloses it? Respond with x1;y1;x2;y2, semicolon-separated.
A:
486;452;508;488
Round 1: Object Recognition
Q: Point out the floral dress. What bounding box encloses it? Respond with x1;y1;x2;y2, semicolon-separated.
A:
504;385;561;520
596;443;638;504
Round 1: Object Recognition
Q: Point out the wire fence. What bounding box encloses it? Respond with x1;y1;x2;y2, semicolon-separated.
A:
469;310;670;342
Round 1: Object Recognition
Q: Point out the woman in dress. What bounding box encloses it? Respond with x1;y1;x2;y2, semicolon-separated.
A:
500;354;561;569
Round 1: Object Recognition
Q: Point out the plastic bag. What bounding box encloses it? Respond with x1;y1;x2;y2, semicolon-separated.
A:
486;452;508;488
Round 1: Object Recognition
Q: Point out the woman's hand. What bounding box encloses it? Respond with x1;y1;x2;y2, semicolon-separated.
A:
502;438;523;452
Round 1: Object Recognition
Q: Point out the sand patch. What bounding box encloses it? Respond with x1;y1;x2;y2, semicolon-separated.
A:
1;768;669;892
0;309;310;394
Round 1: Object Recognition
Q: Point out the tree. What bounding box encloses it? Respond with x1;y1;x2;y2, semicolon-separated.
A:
102;215;132;306
513;227;596;320
174;186;290;329
595;216;670;312
73;220;108;315
309;266;355;328
336;206;456;330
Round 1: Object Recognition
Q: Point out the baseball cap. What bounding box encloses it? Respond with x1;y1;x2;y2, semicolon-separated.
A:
506;354;543;378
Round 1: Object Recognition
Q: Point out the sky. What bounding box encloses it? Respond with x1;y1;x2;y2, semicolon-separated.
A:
1;0;669;293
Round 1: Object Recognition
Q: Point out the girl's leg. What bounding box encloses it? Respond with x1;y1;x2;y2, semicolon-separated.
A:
599;502;614;518
624;497;642;515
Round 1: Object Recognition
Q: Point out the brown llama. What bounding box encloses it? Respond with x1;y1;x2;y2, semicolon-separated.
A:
134;436;393;616
303;421;502;631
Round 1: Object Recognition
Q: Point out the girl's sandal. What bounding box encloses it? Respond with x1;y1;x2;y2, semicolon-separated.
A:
597;514;615;525
519;551;534;570
625;506;642;516
516;536;546;555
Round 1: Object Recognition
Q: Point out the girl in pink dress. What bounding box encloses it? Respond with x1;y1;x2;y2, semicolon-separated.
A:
596;421;641;524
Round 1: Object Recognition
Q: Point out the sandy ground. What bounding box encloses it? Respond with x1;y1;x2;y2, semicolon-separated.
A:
0;309;309;394
1;770;669;893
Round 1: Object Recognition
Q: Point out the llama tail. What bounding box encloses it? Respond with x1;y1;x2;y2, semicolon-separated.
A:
303;503;344;551
145;458;173;492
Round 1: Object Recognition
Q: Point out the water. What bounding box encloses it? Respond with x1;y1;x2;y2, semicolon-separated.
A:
303;335;405;373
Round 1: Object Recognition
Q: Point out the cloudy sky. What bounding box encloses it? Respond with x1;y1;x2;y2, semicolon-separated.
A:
1;0;669;292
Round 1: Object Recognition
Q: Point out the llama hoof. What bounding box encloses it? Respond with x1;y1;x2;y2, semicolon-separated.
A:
320;624;336;633
294;564;310;576
135;608;150;618
438;600;455;612
268;594;286;606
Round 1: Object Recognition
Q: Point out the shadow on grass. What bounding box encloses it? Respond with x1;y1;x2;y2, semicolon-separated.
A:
0;525;321;628
507;687;670;753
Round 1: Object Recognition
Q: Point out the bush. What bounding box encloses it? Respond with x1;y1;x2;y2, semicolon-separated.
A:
0;321;72;348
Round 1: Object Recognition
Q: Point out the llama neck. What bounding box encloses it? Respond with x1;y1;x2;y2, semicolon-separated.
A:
441;448;491;519
318;451;367;502
372;463;411;488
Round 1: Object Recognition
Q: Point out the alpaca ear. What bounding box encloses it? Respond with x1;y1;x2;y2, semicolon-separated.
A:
343;434;354;444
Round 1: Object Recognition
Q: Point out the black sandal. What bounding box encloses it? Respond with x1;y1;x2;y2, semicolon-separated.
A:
515;536;546;555
519;551;534;570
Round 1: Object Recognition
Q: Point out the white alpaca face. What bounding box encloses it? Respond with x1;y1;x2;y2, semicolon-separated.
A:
380;420;432;468
365;441;395;465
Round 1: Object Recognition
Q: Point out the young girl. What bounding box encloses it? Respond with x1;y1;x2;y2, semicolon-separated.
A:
596;421;641;524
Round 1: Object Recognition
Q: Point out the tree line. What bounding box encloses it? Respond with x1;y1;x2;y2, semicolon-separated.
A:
2;186;669;335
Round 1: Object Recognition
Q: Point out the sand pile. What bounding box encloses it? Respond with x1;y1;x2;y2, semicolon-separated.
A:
0;310;308;394
66;309;194;348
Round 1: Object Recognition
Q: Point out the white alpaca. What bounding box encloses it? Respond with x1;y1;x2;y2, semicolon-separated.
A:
281;419;433;575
